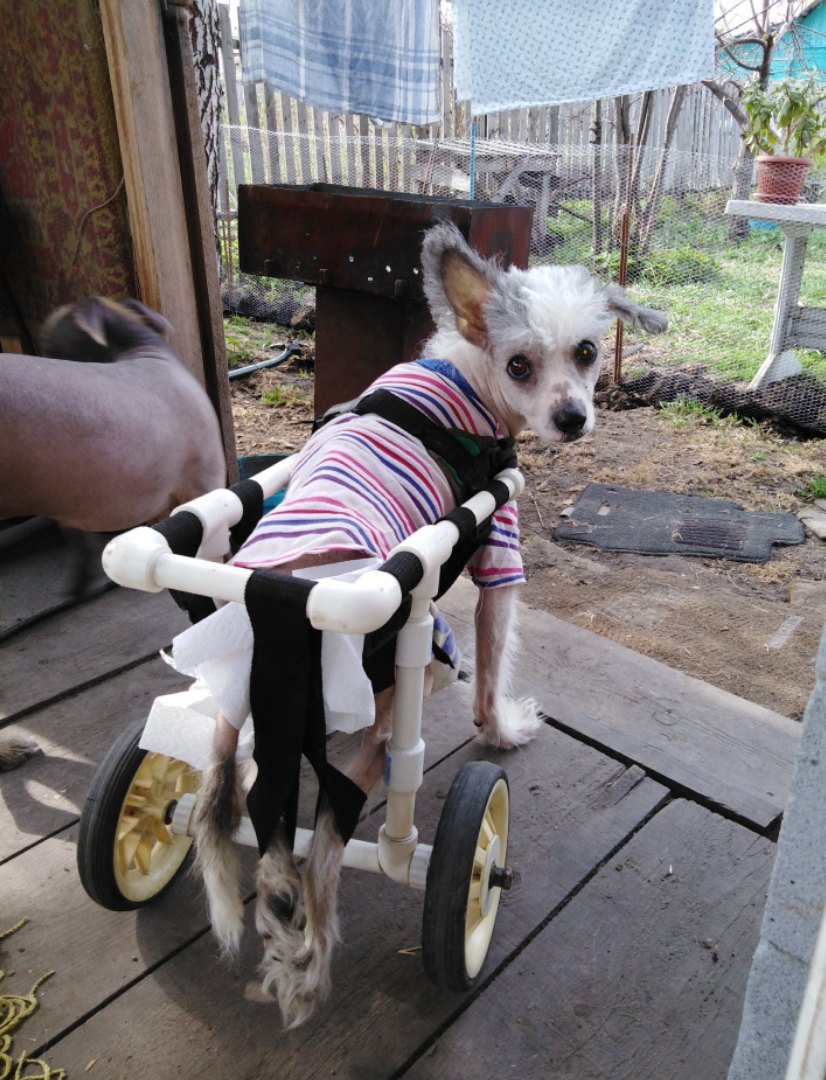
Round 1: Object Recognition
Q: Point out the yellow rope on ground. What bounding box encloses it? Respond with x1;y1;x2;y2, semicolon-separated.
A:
0;922;66;1080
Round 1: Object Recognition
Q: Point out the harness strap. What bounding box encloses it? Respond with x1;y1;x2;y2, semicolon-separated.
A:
244;570;366;856
352;388;516;503
153;512;217;624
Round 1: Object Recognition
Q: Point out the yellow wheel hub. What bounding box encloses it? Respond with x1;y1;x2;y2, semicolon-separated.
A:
464;777;509;980
113;753;198;904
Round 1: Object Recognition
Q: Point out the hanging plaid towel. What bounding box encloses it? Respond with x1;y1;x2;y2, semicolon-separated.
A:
453;0;715;114
239;0;441;126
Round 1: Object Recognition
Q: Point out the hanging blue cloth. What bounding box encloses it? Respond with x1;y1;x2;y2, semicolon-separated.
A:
453;0;715;113
240;0;441;126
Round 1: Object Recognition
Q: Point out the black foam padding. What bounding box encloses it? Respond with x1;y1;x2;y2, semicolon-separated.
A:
228;479;265;552
153;510;203;555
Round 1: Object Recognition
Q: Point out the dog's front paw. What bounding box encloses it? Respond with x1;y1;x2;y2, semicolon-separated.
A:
475;697;542;750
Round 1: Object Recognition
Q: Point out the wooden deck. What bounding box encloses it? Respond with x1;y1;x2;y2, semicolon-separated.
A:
0;569;802;1080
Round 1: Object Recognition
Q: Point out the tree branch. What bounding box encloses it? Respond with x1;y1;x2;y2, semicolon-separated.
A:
701;79;747;126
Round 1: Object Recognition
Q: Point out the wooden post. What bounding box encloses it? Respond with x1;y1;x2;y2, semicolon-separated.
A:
98;0;204;382
217;4;244;188
163;4;238;479
613;136;635;384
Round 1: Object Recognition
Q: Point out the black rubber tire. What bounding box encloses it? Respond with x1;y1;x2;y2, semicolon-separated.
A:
422;760;510;991
77;717;195;910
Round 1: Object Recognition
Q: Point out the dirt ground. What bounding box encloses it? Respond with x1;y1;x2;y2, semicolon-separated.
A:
230;339;826;722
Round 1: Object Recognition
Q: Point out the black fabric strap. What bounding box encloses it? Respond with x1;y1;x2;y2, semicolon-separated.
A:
244;569;366;856
228;478;265;553
353;389;516;502
153;512;217;624
436;506;492;599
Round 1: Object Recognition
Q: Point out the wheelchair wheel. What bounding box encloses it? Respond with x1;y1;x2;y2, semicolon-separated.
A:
77;717;199;910
422;761;511;991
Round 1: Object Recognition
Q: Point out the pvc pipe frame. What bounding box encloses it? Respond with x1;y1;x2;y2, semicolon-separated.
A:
121;462;525;888
103;464;524;637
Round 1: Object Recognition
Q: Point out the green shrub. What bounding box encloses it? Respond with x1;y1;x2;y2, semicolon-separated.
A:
591;250;643;282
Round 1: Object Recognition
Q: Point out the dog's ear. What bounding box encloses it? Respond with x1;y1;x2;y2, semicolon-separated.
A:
421;222;495;348
440;248;494;347
603;284;668;335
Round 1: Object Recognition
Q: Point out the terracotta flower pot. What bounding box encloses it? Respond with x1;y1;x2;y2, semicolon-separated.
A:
755;155;813;205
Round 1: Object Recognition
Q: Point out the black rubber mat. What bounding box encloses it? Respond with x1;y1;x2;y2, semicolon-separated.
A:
554;483;805;562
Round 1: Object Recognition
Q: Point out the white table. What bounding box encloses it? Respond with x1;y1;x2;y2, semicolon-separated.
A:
725;200;826;388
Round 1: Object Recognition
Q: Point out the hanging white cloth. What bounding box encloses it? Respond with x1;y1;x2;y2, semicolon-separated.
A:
239;0;441;125
453;0;715;114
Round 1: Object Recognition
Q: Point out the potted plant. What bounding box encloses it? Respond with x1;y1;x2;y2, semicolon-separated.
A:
740;76;826;204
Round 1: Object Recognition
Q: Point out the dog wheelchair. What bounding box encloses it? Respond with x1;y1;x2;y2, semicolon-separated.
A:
76;454;524;992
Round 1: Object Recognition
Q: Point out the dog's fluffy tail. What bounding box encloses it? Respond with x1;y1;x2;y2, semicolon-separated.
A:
191;752;245;954
256;808;345;1029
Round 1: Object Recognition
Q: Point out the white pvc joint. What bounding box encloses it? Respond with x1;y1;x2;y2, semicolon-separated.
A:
386;738;425;793
408;843;432;891
377;823;419;886
305;569;402;634
102;527;170;592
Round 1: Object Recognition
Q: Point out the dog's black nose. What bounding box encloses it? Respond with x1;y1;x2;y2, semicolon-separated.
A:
553;402;588;436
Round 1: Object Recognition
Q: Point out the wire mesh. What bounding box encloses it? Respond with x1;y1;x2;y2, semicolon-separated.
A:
219;124;826;436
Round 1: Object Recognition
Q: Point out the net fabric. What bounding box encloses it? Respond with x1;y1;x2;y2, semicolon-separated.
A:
218;120;826;436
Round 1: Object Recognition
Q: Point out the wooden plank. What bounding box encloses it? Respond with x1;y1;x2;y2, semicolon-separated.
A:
404;800;776;1080
164;8;238;483
309;104;327;182
280;91;297;184
2;826;213;1055
0;523;110;640
263;81;282;181
41;727;666;1073
98;0;204;384
0;657;190;861
344;113;358;185
217;2;244;197
440;578;800;831
243;82;266;182
0;587;189;721
294;98;309;184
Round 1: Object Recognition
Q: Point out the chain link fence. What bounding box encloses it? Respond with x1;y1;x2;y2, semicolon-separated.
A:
219;125;826;436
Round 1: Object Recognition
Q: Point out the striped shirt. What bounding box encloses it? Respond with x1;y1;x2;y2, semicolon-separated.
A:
234;359;525;590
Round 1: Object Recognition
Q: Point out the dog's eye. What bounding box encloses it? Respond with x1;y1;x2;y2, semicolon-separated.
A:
506;354;531;380
575;340;598;365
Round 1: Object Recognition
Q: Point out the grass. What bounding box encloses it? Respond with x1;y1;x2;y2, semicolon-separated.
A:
260;385;307;407
631;227;826;383
795;473;826;500
658;397;728;427
544;193;826;386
